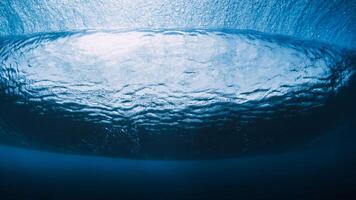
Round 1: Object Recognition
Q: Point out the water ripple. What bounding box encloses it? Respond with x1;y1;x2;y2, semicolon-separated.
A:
0;29;355;159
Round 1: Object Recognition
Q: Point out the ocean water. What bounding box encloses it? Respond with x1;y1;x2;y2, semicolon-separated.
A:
0;0;355;199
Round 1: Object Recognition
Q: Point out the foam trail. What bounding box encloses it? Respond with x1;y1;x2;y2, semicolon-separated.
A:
0;30;355;159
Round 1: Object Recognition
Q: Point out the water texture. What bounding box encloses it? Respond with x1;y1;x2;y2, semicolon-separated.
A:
1;0;355;48
0;0;355;160
0;1;356;199
0;30;355;159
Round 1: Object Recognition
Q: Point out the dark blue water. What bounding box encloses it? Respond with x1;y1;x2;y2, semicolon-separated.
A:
0;0;356;199
1;121;356;199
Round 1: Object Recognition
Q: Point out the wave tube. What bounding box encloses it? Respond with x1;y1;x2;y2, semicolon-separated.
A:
0;0;355;48
0;30;355;159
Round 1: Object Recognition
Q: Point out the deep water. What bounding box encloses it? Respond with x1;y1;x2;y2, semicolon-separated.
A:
1;121;356;199
0;0;356;199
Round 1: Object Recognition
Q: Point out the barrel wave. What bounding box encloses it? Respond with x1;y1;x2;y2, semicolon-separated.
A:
1;0;355;48
0;30;355;159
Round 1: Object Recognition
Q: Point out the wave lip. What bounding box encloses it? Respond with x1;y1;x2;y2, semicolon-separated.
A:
1;0;355;48
0;29;355;159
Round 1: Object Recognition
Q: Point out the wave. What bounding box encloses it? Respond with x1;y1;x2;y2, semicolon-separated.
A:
0;29;355;159
0;0;355;48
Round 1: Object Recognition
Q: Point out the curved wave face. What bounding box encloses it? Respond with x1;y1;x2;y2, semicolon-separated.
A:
0;30;355;159
0;0;355;48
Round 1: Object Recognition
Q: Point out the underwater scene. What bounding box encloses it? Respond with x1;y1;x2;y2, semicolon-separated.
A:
0;0;355;199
